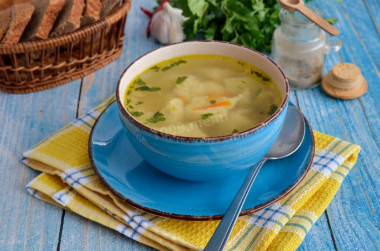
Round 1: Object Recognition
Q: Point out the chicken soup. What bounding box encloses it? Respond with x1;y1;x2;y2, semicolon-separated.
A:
124;55;282;137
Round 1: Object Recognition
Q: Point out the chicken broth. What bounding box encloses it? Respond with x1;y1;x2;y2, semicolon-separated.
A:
124;55;282;137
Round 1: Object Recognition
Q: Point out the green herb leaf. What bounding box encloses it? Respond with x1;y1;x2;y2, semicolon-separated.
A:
209;99;216;104
150;66;161;72
176;76;188;84
126;99;131;105
131;111;144;117
237;61;245;66
135;86;161;92
254;88;262;98
326;17;338;25
136;78;146;85
201;113;213;120
268;104;278;115
128;105;134;109
251;69;271;82
188;0;208;18
161;59;187;71
232;129;239;133
147;111;166;123
136;101;144;105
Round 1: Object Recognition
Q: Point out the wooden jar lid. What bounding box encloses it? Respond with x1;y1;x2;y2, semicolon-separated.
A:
322;63;367;99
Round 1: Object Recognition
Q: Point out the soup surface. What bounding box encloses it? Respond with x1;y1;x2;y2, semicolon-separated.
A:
124;55;282;137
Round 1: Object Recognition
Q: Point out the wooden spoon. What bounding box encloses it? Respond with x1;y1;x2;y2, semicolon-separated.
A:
279;0;340;36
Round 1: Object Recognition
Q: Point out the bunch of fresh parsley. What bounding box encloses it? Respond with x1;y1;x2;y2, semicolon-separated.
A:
169;0;281;52
169;0;337;52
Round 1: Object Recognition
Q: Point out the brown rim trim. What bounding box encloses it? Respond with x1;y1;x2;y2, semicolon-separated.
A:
89;101;315;221
116;40;290;143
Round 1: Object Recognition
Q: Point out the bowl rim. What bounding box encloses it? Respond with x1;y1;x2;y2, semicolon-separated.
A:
116;40;289;142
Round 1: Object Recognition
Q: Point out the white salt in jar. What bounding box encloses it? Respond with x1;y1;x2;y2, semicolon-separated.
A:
271;7;341;89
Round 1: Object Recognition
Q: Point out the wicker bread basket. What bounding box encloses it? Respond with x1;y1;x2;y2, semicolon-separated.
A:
0;0;132;94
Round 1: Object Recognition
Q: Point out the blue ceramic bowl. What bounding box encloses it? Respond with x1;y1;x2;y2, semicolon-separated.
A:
116;41;289;181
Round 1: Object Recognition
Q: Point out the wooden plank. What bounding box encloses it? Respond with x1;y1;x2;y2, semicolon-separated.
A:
293;1;380;248
0;81;81;250
297;213;337;251
364;0;380;36
289;92;337;250
59;1;161;250
59;211;155;251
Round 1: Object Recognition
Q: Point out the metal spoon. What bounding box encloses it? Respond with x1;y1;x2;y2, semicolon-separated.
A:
279;0;339;36
204;106;306;251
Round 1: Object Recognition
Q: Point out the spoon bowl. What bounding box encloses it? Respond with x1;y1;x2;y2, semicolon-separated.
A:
204;106;306;251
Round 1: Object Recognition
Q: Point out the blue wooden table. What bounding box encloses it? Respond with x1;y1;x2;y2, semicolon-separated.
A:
0;0;379;250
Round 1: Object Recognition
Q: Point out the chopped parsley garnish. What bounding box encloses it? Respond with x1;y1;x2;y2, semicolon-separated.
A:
268;104;278;115
209;100;217;104
176;76;188;84
131;111;144;117
254;88;262;98
135;101;144;105
232;129;239;133
126;99;131;105
161;59;187;71
135;86;161;92
237;61;245;66
147;112;166;123
128;105;134;109
136;78;146;85
251;69;271;82
201;113;213;120
150;66;161;72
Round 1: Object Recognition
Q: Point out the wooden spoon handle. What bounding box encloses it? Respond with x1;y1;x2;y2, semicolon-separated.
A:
297;4;339;36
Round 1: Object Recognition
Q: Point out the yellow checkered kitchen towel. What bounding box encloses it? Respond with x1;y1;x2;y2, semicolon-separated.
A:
23;95;361;251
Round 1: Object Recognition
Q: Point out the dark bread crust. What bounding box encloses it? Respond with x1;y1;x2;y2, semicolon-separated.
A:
2;3;34;44
51;0;85;37
22;0;65;41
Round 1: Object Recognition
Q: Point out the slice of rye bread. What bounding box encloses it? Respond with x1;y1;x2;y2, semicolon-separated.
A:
81;0;120;26
1;3;34;44
0;9;12;41
50;0;85;37
22;0;65;41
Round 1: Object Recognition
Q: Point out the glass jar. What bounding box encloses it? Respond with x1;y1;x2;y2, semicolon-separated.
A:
271;7;342;89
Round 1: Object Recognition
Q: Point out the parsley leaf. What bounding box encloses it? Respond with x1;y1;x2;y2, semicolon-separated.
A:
150;66;161;72
147;112;166;123
326;17;338;25
201;113;213;120
232;129;239;133
131;111;144;117
210;99;216;104
135;86;161;92
268;104;278;115
136;78;146;85
176;76;188;84
161;59;187;71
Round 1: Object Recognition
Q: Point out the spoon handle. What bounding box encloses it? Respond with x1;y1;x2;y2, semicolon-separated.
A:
298;4;339;36
204;160;266;251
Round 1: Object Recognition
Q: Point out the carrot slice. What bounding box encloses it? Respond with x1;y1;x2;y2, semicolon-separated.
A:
180;95;188;104
193;101;232;110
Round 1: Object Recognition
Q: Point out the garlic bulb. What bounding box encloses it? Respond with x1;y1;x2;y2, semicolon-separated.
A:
150;2;187;44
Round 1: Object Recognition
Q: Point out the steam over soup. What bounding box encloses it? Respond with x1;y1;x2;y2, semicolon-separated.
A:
124;55;282;137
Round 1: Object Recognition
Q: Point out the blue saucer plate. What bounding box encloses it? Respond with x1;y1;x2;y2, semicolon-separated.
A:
89;102;314;220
